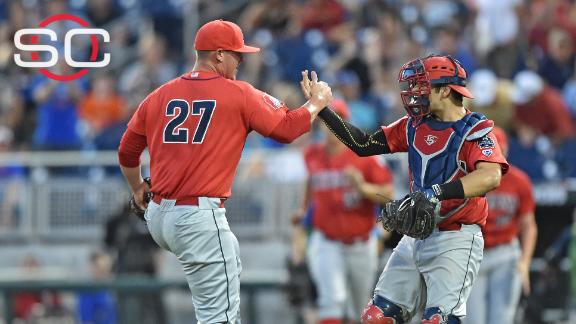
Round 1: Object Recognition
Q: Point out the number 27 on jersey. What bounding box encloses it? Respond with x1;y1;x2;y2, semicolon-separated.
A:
163;99;216;144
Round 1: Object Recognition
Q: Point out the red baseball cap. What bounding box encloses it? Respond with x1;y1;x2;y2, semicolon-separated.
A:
195;19;260;53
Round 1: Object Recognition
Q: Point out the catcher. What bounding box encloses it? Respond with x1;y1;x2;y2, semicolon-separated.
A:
302;55;509;323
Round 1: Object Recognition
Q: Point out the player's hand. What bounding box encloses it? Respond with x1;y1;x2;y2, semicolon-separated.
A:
301;70;333;108
300;70;312;100
290;208;306;226
133;178;152;210
518;260;531;295
345;167;364;189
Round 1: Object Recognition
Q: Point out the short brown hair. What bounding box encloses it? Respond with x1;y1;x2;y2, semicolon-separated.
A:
433;86;463;105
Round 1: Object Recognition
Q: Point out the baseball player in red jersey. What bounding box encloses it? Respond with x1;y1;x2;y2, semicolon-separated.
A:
465;127;537;324
302;55;509;323
292;100;394;324
117;19;333;324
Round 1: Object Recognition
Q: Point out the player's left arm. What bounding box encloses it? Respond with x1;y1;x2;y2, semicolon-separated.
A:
346;157;394;204
423;132;508;201
460;161;503;198
425;161;502;201
517;174;538;295
347;168;393;204
458;131;509;198
118;129;149;209
518;210;537;295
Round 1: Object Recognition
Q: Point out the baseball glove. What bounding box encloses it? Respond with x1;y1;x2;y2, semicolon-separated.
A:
285;259;316;307
378;191;439;240
129;177;152;221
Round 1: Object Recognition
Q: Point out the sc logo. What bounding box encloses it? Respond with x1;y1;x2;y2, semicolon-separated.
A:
13;14;110;81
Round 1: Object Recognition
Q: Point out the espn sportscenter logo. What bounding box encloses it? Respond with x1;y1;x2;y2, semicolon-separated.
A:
13;14;110;81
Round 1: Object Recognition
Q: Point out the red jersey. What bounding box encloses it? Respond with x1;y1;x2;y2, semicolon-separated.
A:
483;165;535;248
127;71;306;199
304;144;393;241
382;115;509;229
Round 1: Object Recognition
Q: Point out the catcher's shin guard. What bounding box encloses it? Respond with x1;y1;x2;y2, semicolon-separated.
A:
361;295;406;324
421;307;460;324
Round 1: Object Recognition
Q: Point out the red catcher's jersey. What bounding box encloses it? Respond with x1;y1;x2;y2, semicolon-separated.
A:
304;144;393;240
128;71;290;199
483;165;535;248
382;115;509;229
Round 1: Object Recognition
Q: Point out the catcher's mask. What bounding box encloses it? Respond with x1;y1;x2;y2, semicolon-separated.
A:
398;54;474;124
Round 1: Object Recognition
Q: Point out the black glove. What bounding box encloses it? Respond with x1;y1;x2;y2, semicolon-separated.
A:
378;191;439;240
129;177;152;221
285;260;314;307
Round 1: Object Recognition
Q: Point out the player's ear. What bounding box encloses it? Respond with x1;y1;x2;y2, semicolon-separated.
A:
215;49;224;63
442;86;451;98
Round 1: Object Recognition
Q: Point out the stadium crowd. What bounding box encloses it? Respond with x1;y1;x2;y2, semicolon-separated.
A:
0;0;575;183
0;0;576;323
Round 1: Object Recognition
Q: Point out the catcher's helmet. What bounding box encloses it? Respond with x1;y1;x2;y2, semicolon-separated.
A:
398;55;474;123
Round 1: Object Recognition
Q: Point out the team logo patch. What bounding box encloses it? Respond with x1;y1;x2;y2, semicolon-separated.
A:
263;93;283;110
482;149;493;157
477;135;495;149
425;135;438;145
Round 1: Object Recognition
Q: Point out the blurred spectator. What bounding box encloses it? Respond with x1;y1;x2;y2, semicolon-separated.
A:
104;205;160;276
85;0;123;28
240;0;300;36
336;70;379;131
239;0;301;85
104;204;166;324
433;27;478;75
119;33;177;110
508;126;559;183
31;62;87;150
0;75;23;141
564;75;576;119
324;25;369;95
13;256;42;320
139;0;184;53
299;0;347;37
467;69;515;130
76;251;117;324
473;0;524;78
273;31;321;84
528;0;576;54
510;70;574;144
0;126;25;228
79;74;127;141
14;255;67;321
538;28;575;90
106;21;137;73
421;0;466;29
556;138;576;179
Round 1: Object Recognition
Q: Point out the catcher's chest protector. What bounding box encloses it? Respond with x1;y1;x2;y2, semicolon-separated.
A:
407;112;492;192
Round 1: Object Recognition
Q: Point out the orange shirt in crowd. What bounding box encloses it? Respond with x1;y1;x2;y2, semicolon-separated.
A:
79;94;127;130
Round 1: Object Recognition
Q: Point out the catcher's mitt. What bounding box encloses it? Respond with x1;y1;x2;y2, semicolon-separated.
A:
129;177;152;221
378;191;439;240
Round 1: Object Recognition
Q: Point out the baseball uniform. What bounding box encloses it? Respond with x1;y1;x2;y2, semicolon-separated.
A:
303;143;393;321
119;69;312;323
371;113;509;321
466;165;535;324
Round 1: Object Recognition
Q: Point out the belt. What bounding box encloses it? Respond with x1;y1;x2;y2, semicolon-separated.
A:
438;223;462;231
325;233;370;245
152;195;225;208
